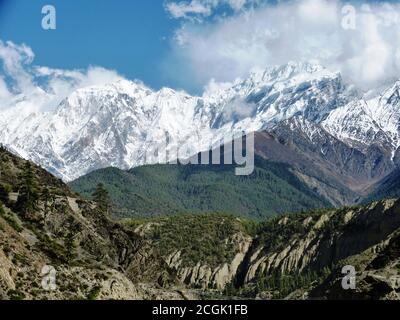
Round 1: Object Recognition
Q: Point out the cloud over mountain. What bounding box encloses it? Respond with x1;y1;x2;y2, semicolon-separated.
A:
166;0;400;90
0;40;124;111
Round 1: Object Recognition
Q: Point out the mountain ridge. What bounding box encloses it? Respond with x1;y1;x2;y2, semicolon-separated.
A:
0;61;380;181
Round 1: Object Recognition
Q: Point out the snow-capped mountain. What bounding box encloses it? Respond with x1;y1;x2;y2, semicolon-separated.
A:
322;81;400;155
0;61;399;181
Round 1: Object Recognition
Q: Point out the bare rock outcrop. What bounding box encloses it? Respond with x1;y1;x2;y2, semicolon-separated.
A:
166;233;252;290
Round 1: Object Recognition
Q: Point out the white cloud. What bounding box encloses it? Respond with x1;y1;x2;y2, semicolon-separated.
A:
0;40;124;111
0;76;11;100
0;40;35;93
222;97;257;120
165;0;260;20
166;0;400;90
165;0;213;19
297;0;338;25
2;0;400;106
204;78;235;95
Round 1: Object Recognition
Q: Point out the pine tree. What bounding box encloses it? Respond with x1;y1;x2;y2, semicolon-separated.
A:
16;162;39;218
65;231;77;262
0;183;11;204
41;186;53;223
0;145;7;180
92;183;111;215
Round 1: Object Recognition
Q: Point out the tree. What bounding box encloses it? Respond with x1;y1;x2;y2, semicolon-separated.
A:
0;144;7;180
41;186;54;223
0;183;11;204
16;162;39;218
92;183;111;215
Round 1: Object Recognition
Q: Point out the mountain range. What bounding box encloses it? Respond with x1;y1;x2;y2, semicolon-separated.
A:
2;61;400;211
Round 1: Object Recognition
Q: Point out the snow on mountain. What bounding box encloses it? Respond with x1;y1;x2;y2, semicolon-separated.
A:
322;81;400;156
1;61;399;181
321;100;389;150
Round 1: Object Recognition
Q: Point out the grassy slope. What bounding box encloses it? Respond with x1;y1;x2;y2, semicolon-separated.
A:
70;156;331;219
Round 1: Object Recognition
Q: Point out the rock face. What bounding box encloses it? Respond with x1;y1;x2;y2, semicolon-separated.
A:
0;147;182;300
165;233;252;290
254;117;394;206
243;199;400;300
310;230;400;300
242;200;400;284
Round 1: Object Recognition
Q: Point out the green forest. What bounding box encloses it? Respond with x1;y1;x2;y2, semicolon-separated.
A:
70;156;330;219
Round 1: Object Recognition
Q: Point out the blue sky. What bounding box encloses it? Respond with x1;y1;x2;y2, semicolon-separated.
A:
1;0;400;98
0;0;182;90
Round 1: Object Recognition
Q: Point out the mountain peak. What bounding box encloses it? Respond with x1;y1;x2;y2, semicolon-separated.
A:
249;61;333;84
69;78;152;98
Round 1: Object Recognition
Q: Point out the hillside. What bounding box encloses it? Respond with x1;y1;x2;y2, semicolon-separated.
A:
69;155;330;219
0;146;184;300
365;169;400;203
1;146;399;300
125;201;400;299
